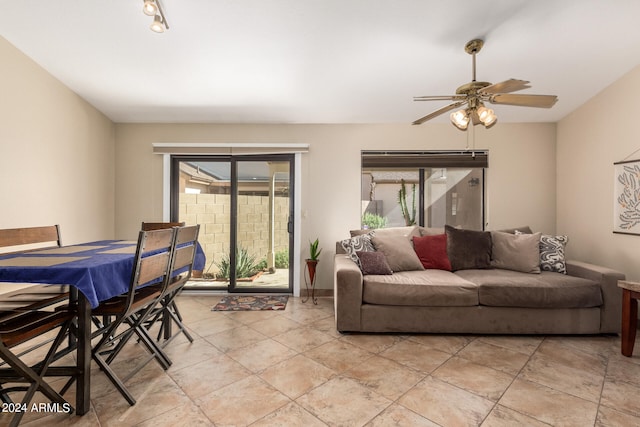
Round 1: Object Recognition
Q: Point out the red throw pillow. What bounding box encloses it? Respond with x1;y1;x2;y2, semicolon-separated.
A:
412;234;452;271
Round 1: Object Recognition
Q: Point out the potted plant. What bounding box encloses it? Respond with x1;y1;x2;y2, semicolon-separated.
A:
304;238;322;304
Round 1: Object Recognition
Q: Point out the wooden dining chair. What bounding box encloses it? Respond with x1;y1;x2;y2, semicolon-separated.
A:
91;228;177;405
0;225;62;254
0;226;71;354
0;307;76;427
141;221;203;278
145;225;200;346
141;221;185;231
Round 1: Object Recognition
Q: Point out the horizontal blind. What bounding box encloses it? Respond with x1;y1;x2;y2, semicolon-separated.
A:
152;142;309;155
362;150;488;168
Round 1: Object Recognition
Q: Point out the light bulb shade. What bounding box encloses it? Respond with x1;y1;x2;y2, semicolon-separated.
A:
150;15;165;32
478;105;498;128
476;106;489;121
143;0;158;16
477;106;497;128
483;115;498;128
450;109;469;130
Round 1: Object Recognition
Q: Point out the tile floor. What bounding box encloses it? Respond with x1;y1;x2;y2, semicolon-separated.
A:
11;295;640;426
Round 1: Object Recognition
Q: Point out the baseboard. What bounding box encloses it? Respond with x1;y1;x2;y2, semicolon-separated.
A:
302;289;333;297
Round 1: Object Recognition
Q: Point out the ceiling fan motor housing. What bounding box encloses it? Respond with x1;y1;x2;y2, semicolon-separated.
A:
456;81;492;95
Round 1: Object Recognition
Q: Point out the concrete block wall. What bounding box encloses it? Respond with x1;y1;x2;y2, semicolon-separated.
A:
179;193;289;275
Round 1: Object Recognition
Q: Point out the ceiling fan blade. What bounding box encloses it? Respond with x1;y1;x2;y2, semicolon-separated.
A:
480;79;530;94
489;94;558;108
414;95;466;101
412;101;467;125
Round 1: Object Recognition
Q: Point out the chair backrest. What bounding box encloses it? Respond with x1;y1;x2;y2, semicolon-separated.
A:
123;228;177;313
167;225;200;290
141;221;185;231
0;225;62;253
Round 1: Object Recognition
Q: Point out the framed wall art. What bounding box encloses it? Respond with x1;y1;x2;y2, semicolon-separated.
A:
614;159;640;235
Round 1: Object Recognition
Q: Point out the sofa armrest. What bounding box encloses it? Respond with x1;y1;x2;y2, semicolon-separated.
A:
334;254;363;332
566;260;625;333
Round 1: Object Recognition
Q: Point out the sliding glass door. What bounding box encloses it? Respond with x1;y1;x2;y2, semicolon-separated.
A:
171;155;294;293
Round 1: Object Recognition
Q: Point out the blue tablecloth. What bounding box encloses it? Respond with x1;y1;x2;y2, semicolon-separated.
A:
0;240;206;308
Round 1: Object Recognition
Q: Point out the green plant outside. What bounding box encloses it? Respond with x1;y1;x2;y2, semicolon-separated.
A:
398;178;416;226
361;212;387;229
214;247;262;279
274;249;289;268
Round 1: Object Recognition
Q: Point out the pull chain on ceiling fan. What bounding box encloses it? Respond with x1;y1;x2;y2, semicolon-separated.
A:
412;39;558;130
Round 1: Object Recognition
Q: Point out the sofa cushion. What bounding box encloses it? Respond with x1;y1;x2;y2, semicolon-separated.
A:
363;270;479;306
490;231;541;273
455;268;602;308
445;225;492;271
371;235;424;272
356;251;393;275
412;234;451;271
340;232;375;267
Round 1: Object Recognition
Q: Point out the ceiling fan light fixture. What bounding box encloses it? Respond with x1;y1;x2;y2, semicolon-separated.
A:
150;14;165;33
143;0;157;16
477;106;498;128
450;109;469;130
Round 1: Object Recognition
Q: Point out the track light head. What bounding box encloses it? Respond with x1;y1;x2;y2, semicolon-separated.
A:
150;15;165;33
143;0;157;16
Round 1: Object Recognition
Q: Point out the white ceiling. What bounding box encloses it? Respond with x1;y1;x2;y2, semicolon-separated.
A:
2;0;640;124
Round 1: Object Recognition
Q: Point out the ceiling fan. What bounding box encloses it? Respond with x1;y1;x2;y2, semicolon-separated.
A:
412;39;558;130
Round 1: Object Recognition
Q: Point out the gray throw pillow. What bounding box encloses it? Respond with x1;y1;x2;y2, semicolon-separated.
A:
371;235;424;272
445;225;492;271
356;251;393;275
490;231;541;273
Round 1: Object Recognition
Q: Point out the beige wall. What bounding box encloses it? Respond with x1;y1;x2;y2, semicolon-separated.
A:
115;122;557;290
558;64;640;281
0;37;115;243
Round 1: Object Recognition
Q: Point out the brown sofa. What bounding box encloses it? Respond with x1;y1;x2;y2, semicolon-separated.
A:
334;226;625;334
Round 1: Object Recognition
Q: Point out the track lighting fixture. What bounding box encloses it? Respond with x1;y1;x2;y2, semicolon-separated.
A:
143;0;169;32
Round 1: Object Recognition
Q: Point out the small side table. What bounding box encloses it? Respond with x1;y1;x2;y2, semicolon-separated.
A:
618;280;640;357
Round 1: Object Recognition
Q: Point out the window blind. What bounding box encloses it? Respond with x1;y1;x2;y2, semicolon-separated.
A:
362;150;488;168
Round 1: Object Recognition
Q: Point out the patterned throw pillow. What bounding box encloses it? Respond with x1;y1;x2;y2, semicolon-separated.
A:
539;234;568;274
340;232;375;267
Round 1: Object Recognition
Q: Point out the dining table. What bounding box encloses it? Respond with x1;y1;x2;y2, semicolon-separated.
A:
0;239;206;416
